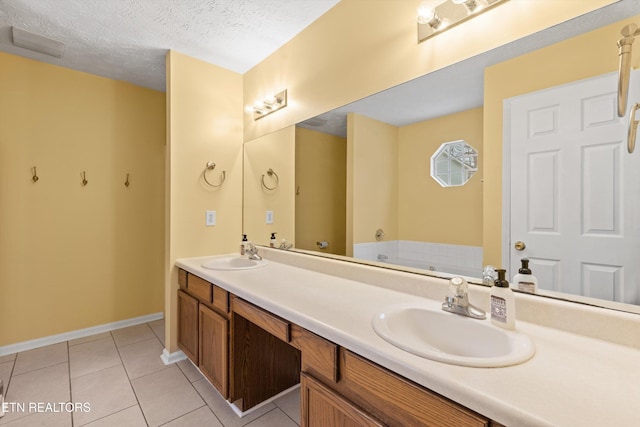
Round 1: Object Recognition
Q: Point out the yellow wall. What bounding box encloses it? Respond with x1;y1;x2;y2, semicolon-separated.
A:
483;13;640;267
243;0;614;142
348;113;398;248
398;107;483;246
295;127;346;255
243;126;296;247
165;51;243;353
0;53;165;346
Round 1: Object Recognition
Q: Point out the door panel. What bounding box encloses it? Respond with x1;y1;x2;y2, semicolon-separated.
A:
507;71;640;304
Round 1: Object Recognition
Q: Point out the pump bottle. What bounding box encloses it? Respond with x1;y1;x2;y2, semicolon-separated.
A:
240;234;248;255
490;269;516;330
513;258;538;293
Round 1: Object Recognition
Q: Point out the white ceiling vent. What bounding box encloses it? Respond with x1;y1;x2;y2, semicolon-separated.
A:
11;27;65;58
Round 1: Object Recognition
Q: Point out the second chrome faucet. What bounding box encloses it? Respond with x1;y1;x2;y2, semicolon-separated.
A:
441;276;486;320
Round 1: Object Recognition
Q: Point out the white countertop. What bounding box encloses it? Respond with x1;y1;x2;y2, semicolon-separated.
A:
176;252;640;427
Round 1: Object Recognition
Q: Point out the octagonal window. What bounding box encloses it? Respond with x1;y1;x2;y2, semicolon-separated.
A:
430;140;478;187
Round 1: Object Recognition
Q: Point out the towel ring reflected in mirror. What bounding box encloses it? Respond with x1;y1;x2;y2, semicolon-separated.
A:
202;161;226;188
261;168;279;190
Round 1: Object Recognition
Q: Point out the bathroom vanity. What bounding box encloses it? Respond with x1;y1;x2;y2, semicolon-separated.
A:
175;248;640;427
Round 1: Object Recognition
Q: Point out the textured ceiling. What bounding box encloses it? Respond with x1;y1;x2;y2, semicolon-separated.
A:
0;0;341;91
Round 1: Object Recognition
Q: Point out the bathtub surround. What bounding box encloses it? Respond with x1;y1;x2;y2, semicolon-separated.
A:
354;240;482;277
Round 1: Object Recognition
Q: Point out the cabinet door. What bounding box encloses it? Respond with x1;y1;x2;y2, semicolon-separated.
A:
199;304;228;398
177;290;199;364
301;373;383;427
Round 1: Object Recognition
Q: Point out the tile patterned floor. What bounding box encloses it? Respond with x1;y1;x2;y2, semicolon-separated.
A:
0;320;300;426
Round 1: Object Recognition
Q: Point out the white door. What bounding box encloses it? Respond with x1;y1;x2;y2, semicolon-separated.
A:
506;71;640;304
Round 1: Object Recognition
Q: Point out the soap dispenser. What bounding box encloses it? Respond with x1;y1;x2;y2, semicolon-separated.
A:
270;232;277;248
240;234;248;255
513;258;538;293
490;269;516;330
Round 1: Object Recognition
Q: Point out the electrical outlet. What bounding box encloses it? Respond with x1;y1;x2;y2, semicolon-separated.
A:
206;210;216;226
266;210;274;224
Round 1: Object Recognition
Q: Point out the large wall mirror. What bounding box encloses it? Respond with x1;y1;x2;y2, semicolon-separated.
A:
244;0;640;315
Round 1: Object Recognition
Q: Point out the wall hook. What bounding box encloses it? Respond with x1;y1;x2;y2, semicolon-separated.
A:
81;171;88;186
202;161;226;187
125;173;130;187
261;168;279;190
31;166;39;183
296;185;301;195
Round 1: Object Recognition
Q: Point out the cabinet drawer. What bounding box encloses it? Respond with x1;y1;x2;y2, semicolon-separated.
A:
212;285;229;314
291;324;338;383
301;372;383;427
178;269;188;290
187;273;212;303
339;350;489;427
231;296;290;342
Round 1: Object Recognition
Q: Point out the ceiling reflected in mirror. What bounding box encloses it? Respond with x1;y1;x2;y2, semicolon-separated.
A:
298;0;638;138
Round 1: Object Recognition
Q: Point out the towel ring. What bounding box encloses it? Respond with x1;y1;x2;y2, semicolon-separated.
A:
202;161;226;188
261;168;279;190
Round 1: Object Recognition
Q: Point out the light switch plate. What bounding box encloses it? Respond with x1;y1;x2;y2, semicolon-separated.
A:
206;210;216;226
266;210;273;224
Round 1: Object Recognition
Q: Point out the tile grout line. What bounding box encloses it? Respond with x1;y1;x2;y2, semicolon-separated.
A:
276;402;301;427
189;378;227;427
67;340;74;427
1;356;16;405
111;328;151;427
79;404;139;427
156;403;207;426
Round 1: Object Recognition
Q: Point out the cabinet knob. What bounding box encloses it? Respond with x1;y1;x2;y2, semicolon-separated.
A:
514;241;526;251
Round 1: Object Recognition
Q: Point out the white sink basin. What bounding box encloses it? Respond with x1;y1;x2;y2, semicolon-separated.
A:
201;256;268;271
372;302;535;367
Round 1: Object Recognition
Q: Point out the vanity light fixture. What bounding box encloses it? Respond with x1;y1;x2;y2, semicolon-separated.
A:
252;89;288;120
417;0;509;43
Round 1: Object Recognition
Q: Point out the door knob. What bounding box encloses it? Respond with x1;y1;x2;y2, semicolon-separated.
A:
514;241;526;251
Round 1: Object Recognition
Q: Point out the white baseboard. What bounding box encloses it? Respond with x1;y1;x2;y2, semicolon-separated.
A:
0;312;164;356
229;384;301;418
161;348;187;365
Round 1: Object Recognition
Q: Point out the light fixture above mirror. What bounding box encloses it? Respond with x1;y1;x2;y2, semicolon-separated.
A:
417;0;509;43
252;89;288;120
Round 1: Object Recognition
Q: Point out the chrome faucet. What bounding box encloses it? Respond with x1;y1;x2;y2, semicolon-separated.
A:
246;242;262;260
279;239;292;250
442;277;486;320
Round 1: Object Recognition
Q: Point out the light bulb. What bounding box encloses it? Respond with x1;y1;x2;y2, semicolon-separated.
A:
452;0;480;13
416;1;443;29
416;2;436;24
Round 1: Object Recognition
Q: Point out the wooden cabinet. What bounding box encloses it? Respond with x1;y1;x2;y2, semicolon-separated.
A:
177;290;198;364
178;269;504;426
177;270;230;398
199;304;228;397
301;372;383;427
339;350;489;427
230;295;301;411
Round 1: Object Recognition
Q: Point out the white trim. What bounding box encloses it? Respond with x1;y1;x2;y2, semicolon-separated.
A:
160;348;187;365
502;97;513;272
0;312;163;356
229;384;300;418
